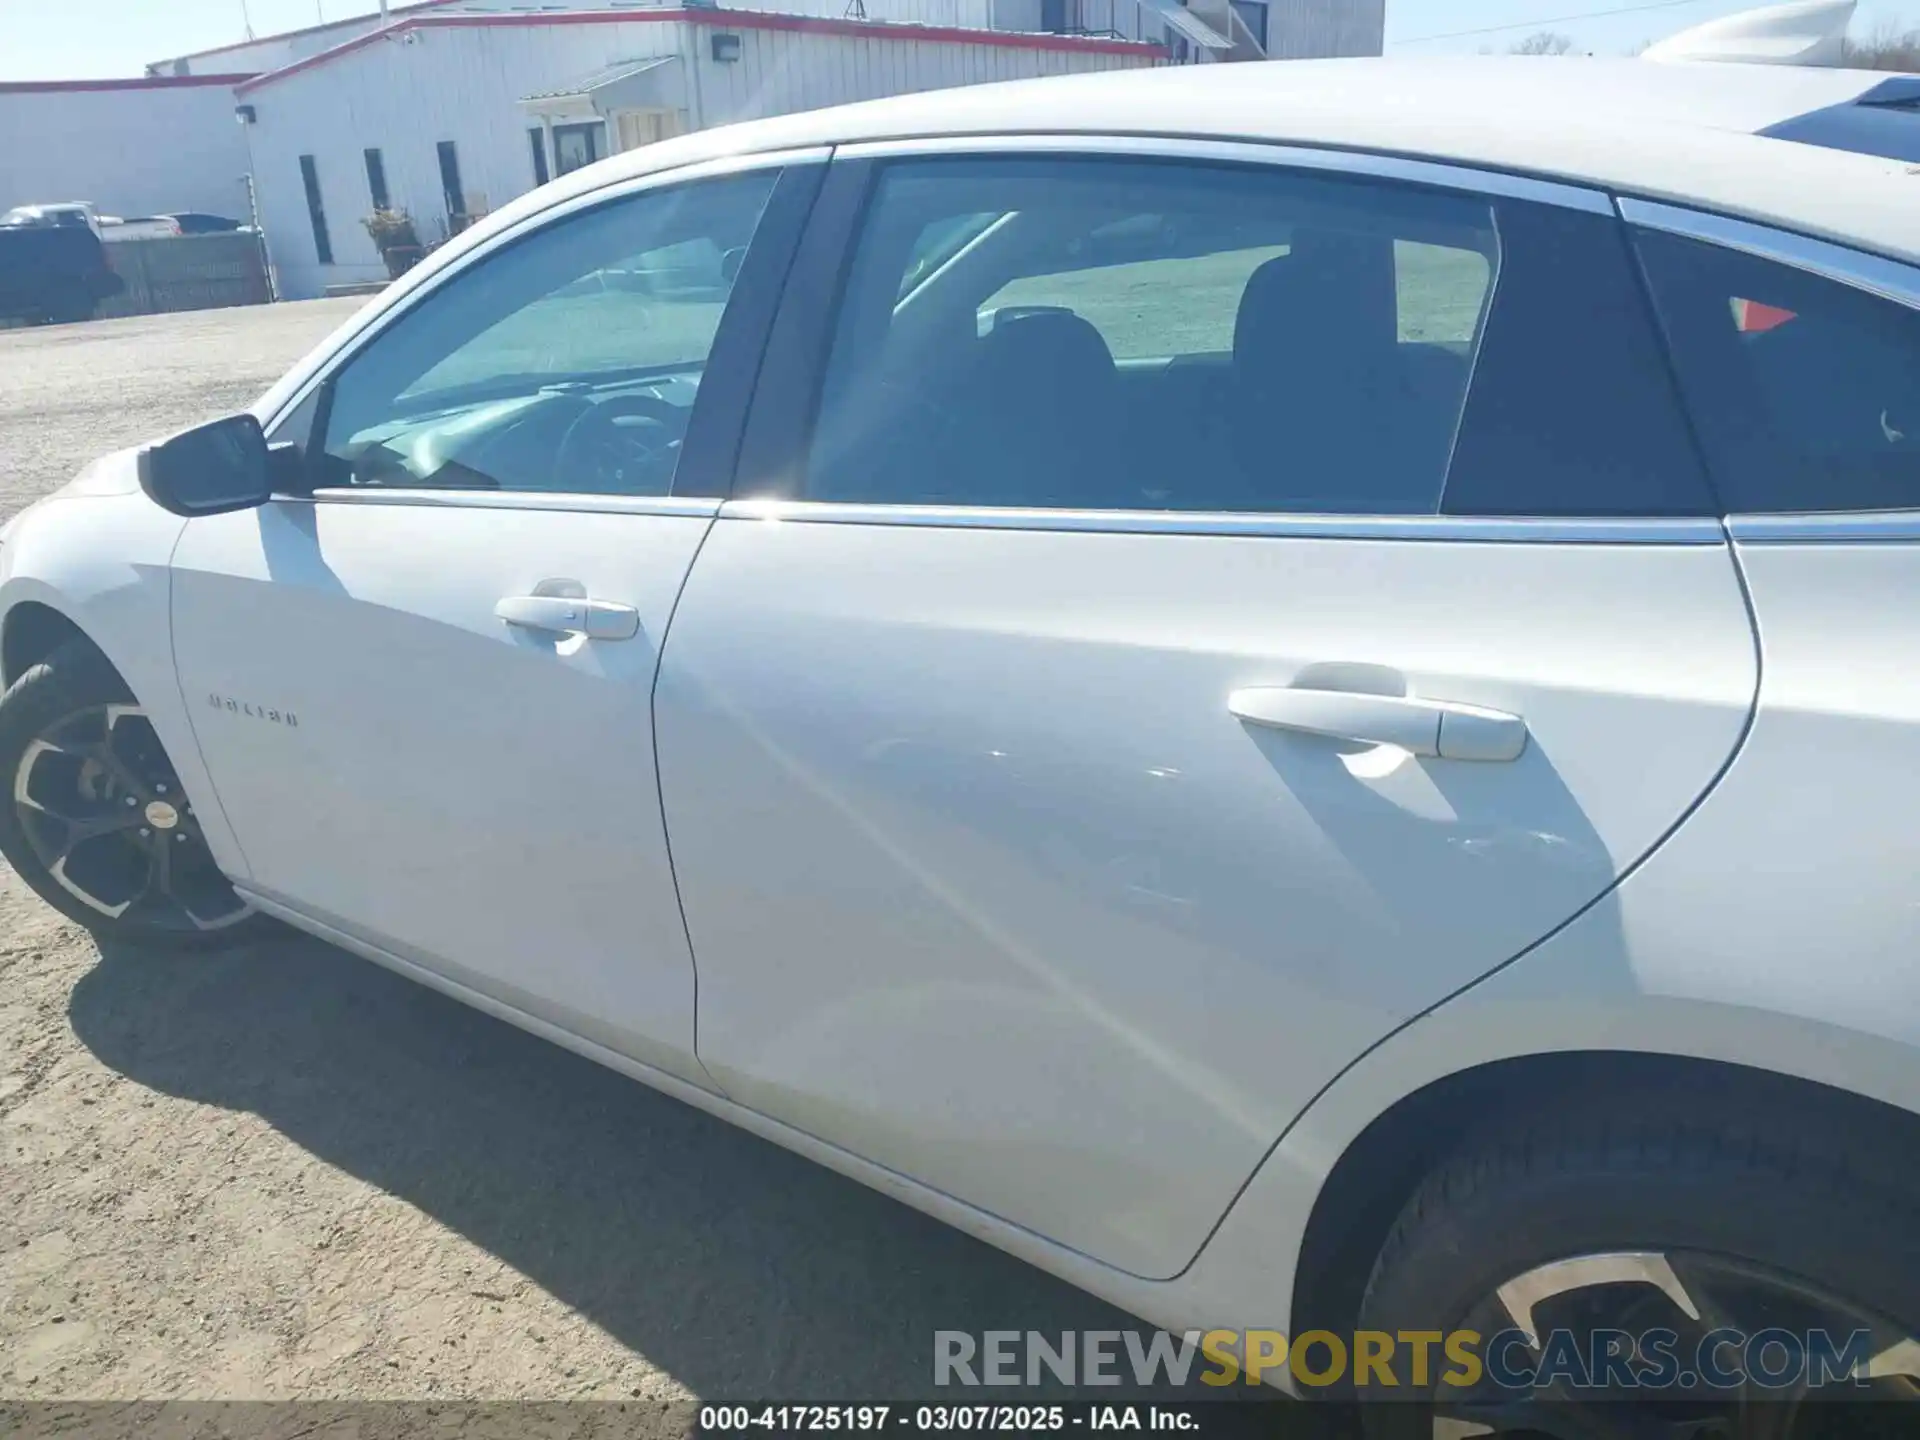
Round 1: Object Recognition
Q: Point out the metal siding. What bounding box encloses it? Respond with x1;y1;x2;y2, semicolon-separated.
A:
0;86;253;220
168;0;684;77
248;19;685;298
249;11;1170;298
695;25;1156;128
1267;0;1384;58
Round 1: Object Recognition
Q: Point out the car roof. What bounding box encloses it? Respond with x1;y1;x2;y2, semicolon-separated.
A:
521;57;1920;267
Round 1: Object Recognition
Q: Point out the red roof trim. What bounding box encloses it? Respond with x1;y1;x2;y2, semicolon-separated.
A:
238;7;1161;90
159;0;465;65
689;8;1162;54
0;72;257;94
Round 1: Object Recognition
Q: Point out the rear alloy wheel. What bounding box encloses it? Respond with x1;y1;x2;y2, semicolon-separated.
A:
1353;1086;1920;1439
0;640;268;948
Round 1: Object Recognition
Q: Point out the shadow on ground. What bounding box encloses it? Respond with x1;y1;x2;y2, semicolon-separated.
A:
66;927;1195;1400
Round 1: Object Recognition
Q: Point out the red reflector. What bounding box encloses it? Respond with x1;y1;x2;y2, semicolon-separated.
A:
1732;297;1798;333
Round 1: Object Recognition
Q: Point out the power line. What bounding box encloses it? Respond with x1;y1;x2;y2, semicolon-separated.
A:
1394;0;1716;46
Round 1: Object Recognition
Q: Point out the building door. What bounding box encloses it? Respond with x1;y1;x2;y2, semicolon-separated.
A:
553;122;606;176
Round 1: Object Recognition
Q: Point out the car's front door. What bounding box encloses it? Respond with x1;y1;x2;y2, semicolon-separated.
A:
170;156;819;1085
655;144;1761;1276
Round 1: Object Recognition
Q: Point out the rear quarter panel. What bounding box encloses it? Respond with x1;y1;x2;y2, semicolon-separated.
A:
1171;531;1920;1356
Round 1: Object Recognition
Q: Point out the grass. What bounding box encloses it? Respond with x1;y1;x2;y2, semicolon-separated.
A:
988;241;1492;358
401;241;1493;400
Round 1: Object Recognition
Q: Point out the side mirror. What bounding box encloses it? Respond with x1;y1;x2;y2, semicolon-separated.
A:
719;245;747;285
136;414;274;517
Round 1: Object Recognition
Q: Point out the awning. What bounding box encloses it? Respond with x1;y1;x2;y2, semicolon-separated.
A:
1129;0;1233;52
519;57;686;119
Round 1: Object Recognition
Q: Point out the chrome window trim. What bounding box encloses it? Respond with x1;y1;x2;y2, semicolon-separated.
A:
720;500;1722;544
258;144;833;436
290;490;722;520
1727;511;1920;543
1617;197;1920;313
833;133;1615;216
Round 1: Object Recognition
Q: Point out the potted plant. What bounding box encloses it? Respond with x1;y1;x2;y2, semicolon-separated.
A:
362;208;424;280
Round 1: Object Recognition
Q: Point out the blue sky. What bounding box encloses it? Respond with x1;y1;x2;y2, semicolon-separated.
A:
0;0;1915;79
1384;0;1917;53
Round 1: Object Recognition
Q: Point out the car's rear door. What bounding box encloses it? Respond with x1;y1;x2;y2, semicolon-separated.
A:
170;153;821;1087
655;140;1760;1279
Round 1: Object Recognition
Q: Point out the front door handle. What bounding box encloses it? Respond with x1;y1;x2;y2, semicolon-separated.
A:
495;594;640;641
1229;686;1527;762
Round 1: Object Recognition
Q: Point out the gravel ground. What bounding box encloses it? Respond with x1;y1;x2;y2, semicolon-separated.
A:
0;302;1154;1409
0;302;364;520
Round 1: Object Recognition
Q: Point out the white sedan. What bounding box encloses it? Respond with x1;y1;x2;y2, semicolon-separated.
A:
2;6;1917;1426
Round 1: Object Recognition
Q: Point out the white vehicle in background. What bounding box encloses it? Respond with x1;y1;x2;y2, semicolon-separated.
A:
1;3;1917;1429
97;215;184;242
0;204;184;242
1;202;105;237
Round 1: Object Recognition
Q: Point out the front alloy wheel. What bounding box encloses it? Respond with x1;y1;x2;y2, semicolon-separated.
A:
0;640;267;948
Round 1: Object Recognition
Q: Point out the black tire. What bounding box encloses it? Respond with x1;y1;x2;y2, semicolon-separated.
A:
1354;1079;1920;1428
0;640;272;950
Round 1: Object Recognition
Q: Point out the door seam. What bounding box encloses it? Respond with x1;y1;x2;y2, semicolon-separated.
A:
649;508;731;1099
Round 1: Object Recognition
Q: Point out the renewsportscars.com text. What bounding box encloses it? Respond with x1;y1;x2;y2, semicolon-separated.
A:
934;1327;1879;1392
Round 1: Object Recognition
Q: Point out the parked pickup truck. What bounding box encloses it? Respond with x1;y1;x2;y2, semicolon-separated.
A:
0;222;124;324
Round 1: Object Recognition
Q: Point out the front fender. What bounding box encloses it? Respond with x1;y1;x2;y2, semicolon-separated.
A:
0;470;249;879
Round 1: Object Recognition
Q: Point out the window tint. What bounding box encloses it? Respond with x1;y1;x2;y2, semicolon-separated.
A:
1634;226;1920;514
437;140;465;224
1441;203;1713;518
528;128;550;187
299;155;332;267
364;148;390;212
318;171;775;497
807;157;1499;514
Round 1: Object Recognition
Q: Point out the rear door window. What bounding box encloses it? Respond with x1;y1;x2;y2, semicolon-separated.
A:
1635;226;1920;514
795;154;1714;519
806;156;1499;515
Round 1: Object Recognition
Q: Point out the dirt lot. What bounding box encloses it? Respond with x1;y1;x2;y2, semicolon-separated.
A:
0;302;1151;1407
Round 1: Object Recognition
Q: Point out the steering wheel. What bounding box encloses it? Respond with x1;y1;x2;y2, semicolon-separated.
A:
552;393;688;494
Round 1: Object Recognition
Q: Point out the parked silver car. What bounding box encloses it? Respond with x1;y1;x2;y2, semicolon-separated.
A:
2;5;1917;1428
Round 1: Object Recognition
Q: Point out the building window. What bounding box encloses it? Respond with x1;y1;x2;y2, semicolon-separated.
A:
528;127;550;187
364;148;390;211
1040;0;1080;33
552;121;605;177
298;154;333;266
437;140;465;226
1229;0;1268;48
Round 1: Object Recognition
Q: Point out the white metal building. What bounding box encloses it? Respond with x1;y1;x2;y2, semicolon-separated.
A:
146;0;1179;75
0;74;257;220
238;8;1171;298
14;0;1380;302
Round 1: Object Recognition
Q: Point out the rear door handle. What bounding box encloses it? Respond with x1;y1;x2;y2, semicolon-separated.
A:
495;594;640;641
1228;686;1527;762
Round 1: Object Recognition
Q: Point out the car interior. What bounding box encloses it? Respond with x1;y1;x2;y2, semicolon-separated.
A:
808;169;1499;515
